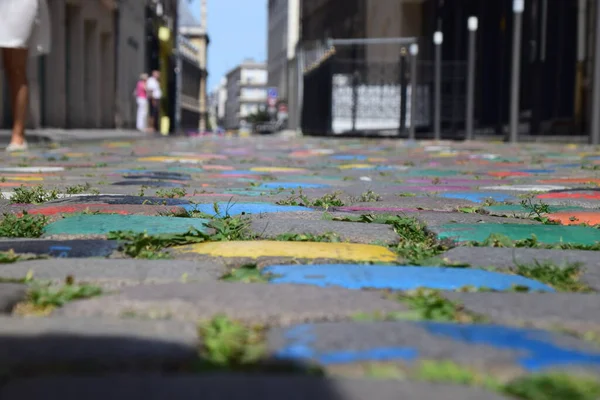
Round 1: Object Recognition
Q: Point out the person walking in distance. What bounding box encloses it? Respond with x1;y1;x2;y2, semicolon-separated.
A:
0;0;51;152
135;73;149;132
146;70;162;133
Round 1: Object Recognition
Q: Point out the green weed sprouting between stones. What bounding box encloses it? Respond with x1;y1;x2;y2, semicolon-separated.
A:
0;211;48;238
468;233;600;251
357;190;382;202
520;197;558;224
276;189;345;210
155;188;187;198
109;203;255;259
220;264;275;283
7;185;60;204
353;289;486;323
0;250;21;264
196;315;267;370
332;214;448;264
64;182;98;195
511;260;593;293
360;360;600;400
275;232;342;243
28;276;102;308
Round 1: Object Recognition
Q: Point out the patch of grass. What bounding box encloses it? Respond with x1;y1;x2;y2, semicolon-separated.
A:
0;250;20;264
14;275;103;315
503;373;600;400
220;264;273;283
511;260;593;293
332;214;448;264
358;190;382;202
156;188;187;198
276;189;345;210
110;203;255;258
413;360;501;391
64;183;97;195
397;288;487;323
196;315;267;370
520;197;557;224
0;211;48;238
457;206;486;214
397;192;417;197
8;185;60;204
275;232;342;242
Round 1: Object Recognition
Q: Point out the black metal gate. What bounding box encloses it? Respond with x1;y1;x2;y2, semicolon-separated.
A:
301;46;467;138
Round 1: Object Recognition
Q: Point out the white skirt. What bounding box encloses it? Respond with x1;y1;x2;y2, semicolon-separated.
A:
0;0;51;56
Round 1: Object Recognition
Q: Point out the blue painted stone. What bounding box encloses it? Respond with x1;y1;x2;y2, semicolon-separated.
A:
331;155;367;161
274;322;600;370
516;169;556;174
264;264;554;292
258;182;331;190
44;214;210;236
421;321;600;371
546;163;582;169
183;202;312;216
0;240;118;258
439;192;516;203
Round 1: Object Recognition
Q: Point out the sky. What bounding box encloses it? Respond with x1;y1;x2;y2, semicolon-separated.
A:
190;0;267;91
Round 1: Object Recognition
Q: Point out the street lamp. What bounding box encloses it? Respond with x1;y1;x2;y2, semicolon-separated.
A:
465;17;478;141
509;0;524;143
433;31;443;141
409;43;419;141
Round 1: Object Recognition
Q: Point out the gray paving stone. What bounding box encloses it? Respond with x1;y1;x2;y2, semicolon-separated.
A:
0;374;510;400
439;247;600;290
251;219;399;245
442;292;600;333
0;317;199;371
0;283;27;313
415;211;538;228
55;282;408;324
267;321;600;376
334;198;479;212
0;259;225;289
249;211;362;221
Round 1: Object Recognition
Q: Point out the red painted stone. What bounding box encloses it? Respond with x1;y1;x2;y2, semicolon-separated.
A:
24;203;185;216
537;192;600;200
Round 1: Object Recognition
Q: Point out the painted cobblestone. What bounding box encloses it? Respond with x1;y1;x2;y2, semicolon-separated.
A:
0;135;599;397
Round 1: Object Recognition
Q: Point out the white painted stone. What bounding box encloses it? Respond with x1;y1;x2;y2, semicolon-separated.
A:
424;146;452;152
0;167;65;173
359;176;372;182
479;185;568;192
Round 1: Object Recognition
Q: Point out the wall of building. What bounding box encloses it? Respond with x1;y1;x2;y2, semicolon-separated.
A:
115;0;146;129
268;0;289;99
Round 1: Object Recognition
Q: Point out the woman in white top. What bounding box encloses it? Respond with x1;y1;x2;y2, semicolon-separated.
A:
0;0;51;152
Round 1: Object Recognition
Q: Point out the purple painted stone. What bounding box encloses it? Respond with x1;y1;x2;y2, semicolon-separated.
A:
404;178;505;185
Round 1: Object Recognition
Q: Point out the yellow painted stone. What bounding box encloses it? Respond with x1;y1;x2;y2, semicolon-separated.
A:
106;141;133;148
438;152;458;157
338;164;374;170
65;152;87;158
250;167;307;173
138;156;204;163
174;241;398;262
567;144;577;149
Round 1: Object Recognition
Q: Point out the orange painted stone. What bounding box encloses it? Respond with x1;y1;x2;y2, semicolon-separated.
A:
537;192;600;200
487;171;532;178
0;182;35;187
548;212;600;226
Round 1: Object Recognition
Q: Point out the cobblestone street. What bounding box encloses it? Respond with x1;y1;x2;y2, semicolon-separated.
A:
0;135;600;399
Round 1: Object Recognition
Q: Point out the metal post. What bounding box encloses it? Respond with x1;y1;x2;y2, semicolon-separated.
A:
433;31;443;141
509;0;524;143
399;49;408;135
466;17;478;141
590;0;600;144
409;43;419;140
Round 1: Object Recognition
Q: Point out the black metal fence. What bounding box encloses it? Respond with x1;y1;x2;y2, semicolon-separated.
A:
301;53;467;138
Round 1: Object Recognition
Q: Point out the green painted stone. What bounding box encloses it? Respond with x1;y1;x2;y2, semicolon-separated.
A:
437;223;600;245
44;214;210;236
485;205;585;213
405;169;460;177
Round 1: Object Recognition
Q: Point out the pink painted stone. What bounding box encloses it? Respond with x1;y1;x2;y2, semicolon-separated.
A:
394;185;472;192
404;178;505;185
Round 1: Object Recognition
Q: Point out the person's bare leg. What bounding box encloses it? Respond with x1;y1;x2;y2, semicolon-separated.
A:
3;48;29;146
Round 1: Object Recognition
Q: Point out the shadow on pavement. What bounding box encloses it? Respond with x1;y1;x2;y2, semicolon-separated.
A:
0;332;346;400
